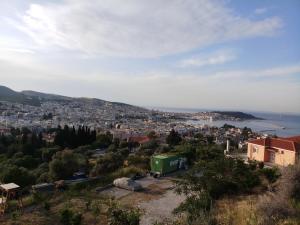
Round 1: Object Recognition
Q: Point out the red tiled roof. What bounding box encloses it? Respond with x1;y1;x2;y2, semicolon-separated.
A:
128;136;151;144
247;139;265;145
280;135;300;144
248;135;300;152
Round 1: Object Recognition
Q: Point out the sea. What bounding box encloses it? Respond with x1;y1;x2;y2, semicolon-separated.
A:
149;107;300;137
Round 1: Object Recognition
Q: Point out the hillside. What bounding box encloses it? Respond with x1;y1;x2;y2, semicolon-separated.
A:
0;85;146;112
213;111;262;120
21;90;73;101
0;85;41;106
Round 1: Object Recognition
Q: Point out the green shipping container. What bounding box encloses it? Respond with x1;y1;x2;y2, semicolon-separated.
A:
151;154;181;175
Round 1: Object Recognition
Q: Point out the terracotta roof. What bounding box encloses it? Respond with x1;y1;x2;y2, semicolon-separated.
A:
248;136;300;152
128;136;151;144
280;135;300;144
247;139;265;146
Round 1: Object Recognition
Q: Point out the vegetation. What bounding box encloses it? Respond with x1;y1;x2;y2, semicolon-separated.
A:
166;129;182;146
0;127;115;186
54;125;96;148
0;85;41;106
212;111;261;120
172;144;283;225
256;164;300;225
108;203;141;225
0;124;297;225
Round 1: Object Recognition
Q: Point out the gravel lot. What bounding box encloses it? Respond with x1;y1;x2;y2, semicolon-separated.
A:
138;189;185;225
99;176;185;225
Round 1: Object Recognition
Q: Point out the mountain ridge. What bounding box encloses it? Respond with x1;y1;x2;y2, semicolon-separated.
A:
0;85;145;111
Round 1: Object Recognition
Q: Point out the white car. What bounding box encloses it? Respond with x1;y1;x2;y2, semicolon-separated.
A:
113;177;142;191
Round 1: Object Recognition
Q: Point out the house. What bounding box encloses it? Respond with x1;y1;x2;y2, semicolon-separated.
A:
127;136;151;145
247;136;300;166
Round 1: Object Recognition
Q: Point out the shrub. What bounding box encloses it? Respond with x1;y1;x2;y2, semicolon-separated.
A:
257;164;300;225
258;161;264;169
60;209;74;225
260;167;280;183
49;150;80;180
108;205;141;225
44;201;50;211
0;165;35;187
71;213;82;225
166;129;182;146
60;208;82;225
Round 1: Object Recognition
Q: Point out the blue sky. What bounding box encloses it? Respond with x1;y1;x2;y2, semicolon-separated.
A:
0;0;299;113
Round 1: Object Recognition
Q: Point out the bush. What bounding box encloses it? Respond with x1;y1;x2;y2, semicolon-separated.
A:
166;129;182;146
260;167;280;183
257;164;300;225
91;152;124;175
258;162;264;169
60;209;74;225
108;205;141;225
60;208;82;225
0;165;35;187
140;140;158;150
71;213;82;225
49;150;80;180
112;166;145;179
43;201;50;211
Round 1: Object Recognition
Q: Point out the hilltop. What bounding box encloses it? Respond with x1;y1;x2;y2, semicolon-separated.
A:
212;111;262;120
0;85;146;112
0;85;41;106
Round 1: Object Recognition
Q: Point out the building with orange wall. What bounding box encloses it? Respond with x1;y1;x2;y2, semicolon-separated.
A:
247;136;300;166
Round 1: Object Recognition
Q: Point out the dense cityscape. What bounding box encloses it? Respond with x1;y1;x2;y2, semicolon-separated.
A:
1;0;300;225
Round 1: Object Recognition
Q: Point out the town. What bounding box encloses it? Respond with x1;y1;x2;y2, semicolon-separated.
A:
0;90;299;225
1;0;300;224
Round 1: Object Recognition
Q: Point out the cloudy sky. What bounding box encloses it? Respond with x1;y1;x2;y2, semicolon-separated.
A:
0;0;300;113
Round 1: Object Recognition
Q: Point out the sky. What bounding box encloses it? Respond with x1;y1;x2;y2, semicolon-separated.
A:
0;0;300;113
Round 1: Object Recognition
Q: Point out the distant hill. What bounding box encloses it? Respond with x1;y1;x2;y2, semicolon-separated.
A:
0;85;146;111
21;90;73;101
213;111;262;120
0;86;41;106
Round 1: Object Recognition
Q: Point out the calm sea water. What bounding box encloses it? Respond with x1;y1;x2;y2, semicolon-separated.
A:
151;107;300;137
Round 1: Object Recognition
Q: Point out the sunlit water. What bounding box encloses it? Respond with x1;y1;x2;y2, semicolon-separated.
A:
151;107;300;137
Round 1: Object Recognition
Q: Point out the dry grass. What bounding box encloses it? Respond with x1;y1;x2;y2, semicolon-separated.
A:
0;190;111;225
214;195;261;225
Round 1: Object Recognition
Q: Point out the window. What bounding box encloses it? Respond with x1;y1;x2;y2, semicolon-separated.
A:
281;150;284;154
253;146;259;153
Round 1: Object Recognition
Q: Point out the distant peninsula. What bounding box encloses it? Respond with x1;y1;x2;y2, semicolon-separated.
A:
212;111;263;120
191;111;263;121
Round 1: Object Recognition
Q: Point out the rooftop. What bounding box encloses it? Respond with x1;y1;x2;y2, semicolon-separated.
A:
0;183;20;191
248;135;300;152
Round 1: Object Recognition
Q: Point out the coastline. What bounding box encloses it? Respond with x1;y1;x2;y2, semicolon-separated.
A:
148;107;300;137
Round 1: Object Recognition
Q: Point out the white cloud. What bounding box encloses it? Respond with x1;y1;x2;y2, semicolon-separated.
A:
179;49;236;67
8;0;282;57
255;8;268;15
259;65;300;77
1;60;299;113
211;64;300;79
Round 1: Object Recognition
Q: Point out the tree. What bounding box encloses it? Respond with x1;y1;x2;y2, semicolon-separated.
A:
13;155;39;169
41;147;59;162
174;146;260;224
55;125;97;148
91;152;123;175
166;129;182;146
140;140;158;150
0;166;35;187
147;131;156;139
49;150;79;180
